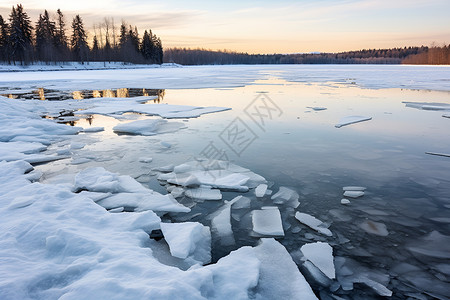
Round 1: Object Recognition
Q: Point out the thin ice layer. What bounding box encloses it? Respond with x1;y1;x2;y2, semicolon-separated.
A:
113;119;186;136
335;116;372;128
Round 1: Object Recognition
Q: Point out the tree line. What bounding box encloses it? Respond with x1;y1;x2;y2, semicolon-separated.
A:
164;46;450;65
0;4;163;65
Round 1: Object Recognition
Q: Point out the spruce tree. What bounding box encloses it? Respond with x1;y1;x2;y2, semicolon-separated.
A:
35;10;56;62
0;15;9;62
71;15;89;63
55;9;69;60
9;4;33;65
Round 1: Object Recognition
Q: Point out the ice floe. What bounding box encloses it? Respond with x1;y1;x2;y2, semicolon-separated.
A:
335;116;372;128
253;238;318;300
271;186;300;208
159;222;211;265
340;199;351;205
113;119;186;136
300;242;335;279
295;212;332;236
343;190;365;198
307;106;327;111
74;167;190;213
82;126;104;132
185;186;222;200
425;151;450;158
343;186;366;191
255;183;268;197
211;203;235;246
158;159;266;192
252;207;284;237
403;101;450;111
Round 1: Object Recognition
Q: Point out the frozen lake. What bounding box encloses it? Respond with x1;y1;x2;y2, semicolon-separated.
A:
1;65;449;299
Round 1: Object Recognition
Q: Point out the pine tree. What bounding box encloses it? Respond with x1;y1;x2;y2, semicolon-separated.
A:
35;10;56;62
71;15;89;63
92;35;99;60
9;4;33;65
0;15;9;62
140;30;153;62
55;9;69;60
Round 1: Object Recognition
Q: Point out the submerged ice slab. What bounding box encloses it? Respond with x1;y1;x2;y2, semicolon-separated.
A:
295;212;332;236
252;207;284;237
407;231;450;259
159;222;211;264
359;220;389;236
211;204;234;246
113;119;185;136
335;116;372;128
300;242;335;279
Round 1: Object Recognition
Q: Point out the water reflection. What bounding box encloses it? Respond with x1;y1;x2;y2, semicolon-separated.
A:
2;88;165;102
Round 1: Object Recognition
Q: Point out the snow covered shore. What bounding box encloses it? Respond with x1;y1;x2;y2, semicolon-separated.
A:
0;62;181;72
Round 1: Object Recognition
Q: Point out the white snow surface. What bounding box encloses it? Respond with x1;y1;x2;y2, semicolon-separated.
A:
335;116;372;128
300;242;336;279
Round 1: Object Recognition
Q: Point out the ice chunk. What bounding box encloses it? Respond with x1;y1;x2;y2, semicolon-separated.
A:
74;167;190;213
403;101;450;111
335;116;372;128
113;119;185;136
230;196;251;209
211;204;234;246
359;220;389;236
307;106;327;111
185;187;222;200
300;242;335;279
340;199;351;205
295;212;332;236
70;142;85;150
138;157;153;163
271;186;300;208
153;164;174;172
82;126;104;133
343;190;364;198
353;276;392;297
159;222;211;265
254;238;318;300
252;207;284;237
343;186;366;191
255;184;268;197
443;113;450;118
425;151;450;158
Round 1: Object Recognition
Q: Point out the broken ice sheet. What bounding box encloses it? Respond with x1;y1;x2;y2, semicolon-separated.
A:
403;101;450;111
271;186;300;208
159;222;211;265
113;119;186;136
185;186;222;201
295;212;332;236
407;230;450;259
252;207;284;237
335;116;372;128
211;203;235;246
301;242;335;279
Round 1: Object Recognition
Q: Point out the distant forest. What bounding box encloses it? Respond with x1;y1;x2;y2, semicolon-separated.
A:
165;46;450;65
0;4;163;65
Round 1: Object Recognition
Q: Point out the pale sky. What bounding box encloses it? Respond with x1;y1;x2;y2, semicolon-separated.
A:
0;0;449;54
